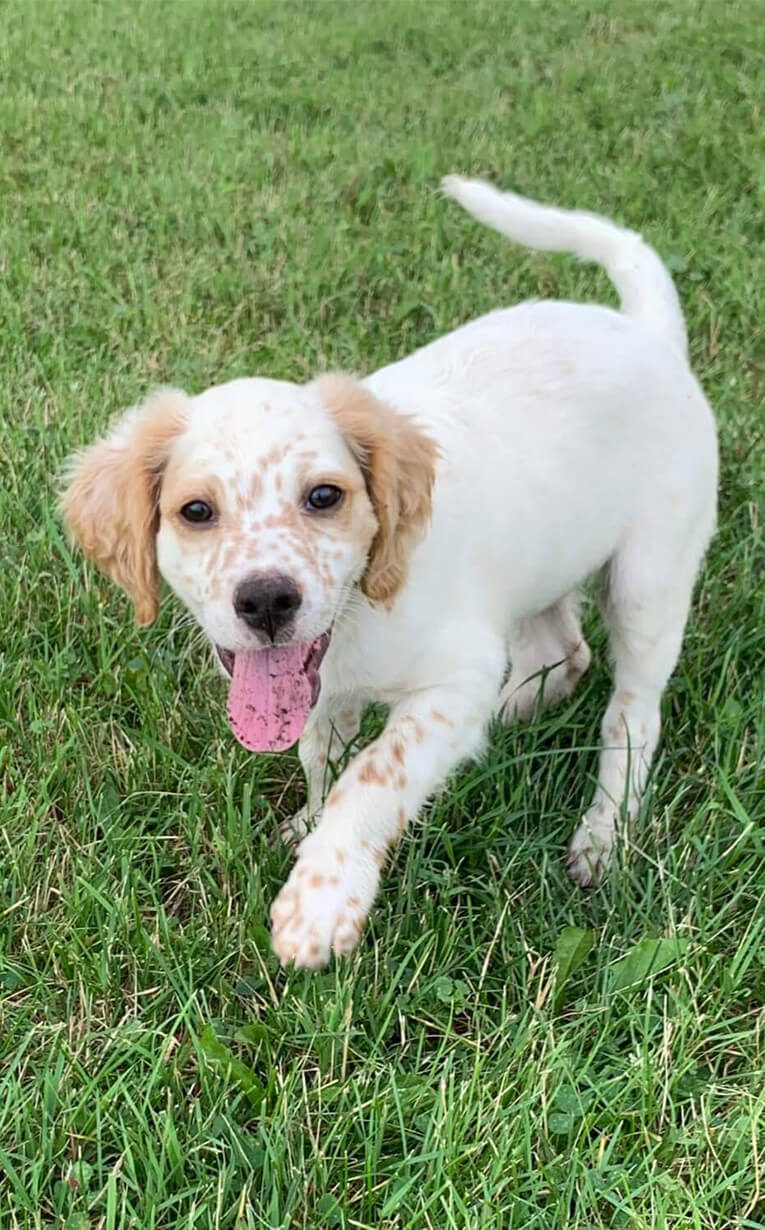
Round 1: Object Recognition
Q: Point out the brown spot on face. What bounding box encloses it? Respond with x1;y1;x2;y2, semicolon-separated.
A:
232;487;247;514
220;534;253;578
347;895;361;910
277;498;302;528
309;941;322;957
391;739;405;765
261;444;288;470
431;709;453;727
334;848;346;865
328;875;340;887
395;772;407;790
309;873;325;888
280;532;317;573
327;786;343;807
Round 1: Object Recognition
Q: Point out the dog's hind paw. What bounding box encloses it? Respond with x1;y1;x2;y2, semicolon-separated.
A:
566;806;616;887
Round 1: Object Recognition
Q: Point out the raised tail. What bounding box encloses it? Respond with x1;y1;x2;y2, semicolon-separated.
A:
442;175;688;358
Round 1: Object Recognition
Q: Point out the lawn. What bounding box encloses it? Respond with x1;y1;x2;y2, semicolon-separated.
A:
1;0;763;1226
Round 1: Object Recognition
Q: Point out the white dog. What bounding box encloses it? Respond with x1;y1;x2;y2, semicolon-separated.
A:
63;177;718;968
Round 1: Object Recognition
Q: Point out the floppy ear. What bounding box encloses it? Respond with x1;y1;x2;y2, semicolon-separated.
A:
61;389;189;626
318;373;438;608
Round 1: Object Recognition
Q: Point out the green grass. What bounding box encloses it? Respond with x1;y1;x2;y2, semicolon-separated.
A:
1;0;764;1226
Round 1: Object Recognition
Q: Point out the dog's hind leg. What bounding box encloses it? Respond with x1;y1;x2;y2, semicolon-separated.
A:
499;593;591;722
566;533;705;886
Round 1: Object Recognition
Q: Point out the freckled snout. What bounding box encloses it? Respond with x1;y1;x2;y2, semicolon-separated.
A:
234;573;303;642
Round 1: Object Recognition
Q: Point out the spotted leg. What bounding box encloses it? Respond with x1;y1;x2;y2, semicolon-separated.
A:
271;651;503;968
279;698;363;847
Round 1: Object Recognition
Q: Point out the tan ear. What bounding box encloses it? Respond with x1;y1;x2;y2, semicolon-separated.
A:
318;373;438;607
61;389;189;626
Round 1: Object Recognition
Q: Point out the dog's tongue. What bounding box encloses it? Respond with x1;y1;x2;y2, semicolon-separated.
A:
227;646;315;752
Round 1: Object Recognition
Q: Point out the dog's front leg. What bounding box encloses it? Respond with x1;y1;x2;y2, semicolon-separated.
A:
279;699;363;847
270;676;497;969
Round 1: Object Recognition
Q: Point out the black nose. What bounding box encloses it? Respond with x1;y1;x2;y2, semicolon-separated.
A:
233;573;303;642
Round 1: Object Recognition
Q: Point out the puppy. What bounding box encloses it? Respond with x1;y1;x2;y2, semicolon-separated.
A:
63;178;718;968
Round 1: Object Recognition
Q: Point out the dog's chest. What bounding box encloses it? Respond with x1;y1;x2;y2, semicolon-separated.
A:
320;599;440;706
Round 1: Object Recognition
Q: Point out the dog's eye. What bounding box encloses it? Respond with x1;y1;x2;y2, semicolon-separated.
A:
180;500;215;524
305;484;344;512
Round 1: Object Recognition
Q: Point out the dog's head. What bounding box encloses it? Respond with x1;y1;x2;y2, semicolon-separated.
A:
62;374;437;750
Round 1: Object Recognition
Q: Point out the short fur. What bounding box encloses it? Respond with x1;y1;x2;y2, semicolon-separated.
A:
63;178;718;970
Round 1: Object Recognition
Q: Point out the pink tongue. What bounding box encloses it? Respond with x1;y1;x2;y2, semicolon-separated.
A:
227;646;314;752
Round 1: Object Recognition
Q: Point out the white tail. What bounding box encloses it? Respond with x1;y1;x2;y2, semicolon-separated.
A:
442;175;688;358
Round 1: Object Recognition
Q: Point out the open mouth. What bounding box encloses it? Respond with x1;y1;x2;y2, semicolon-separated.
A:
216;632;331;753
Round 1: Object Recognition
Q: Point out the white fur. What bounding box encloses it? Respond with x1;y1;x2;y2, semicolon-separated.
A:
272;179;716;965
76;178;719;968
441;175;689;357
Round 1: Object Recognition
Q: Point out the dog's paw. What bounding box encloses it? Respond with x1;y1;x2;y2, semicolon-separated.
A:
270;804;312;851
566;805;616;887
270;838;380;969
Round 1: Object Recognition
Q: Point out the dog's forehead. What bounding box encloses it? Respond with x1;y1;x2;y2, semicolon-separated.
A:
178;377;349;474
